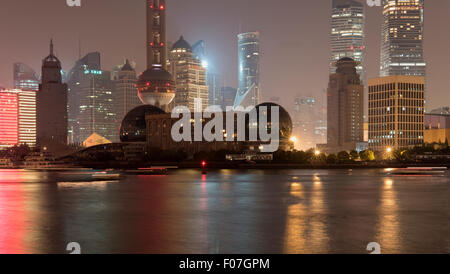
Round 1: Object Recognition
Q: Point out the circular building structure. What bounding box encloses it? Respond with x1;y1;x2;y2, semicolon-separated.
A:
136;66;175;109
120;105;166;142
254;102;293;141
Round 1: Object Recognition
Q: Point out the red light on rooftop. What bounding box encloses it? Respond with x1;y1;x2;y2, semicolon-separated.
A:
201;161;206;167
160;5;165;10
160;42;164;47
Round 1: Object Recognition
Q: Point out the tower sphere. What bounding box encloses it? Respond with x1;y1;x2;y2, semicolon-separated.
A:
136;65;175;107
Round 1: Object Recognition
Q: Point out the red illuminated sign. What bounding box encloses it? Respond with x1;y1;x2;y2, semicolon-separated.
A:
0;92;19;146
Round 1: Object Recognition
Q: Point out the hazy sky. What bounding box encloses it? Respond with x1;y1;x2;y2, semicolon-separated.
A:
0;0;449;111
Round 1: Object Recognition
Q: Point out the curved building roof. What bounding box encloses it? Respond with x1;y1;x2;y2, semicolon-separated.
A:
255;102;293;140
120;105;166;142
171;36;192;52
137;66;173;84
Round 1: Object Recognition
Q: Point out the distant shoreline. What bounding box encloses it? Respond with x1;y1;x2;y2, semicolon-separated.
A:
2;162;449;171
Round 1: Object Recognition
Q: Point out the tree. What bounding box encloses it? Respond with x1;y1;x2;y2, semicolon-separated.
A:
337;151;350;162
360;150;375;162
326;154;338;164
350;150;359;161
393;149;411;162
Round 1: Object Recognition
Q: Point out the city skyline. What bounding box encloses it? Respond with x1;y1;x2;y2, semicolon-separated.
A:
1;0;449;112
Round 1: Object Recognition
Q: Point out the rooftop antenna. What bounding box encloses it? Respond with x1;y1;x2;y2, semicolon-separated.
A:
50;39;54;55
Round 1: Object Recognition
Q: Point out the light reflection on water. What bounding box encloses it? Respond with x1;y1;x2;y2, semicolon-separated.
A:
0;169;448;254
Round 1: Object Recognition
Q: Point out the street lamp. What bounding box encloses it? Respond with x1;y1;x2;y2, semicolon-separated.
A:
314;150;321;156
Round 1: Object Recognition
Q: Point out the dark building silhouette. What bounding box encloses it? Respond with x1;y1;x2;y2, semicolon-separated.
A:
327;57;364;152
13;63;39;91
37;40;68;149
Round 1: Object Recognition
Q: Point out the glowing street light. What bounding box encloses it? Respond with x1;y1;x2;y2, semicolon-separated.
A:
289;136;297;143
314;150;321;156
386;147;392;153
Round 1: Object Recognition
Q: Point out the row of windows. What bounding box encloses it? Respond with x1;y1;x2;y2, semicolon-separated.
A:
369;82;424;92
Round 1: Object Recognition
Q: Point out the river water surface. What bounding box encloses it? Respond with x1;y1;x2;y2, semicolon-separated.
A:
0;169;448;254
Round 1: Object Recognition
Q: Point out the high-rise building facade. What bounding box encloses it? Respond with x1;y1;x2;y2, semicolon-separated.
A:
114;59;140;126
67;52;115;144
330;0;365;81
234;32;260;109
327;58;364;152
13;63;39;91
37;40;68;148
0;89;36;148
292;96;326;150
215;87;237;110
168;36;209;111
368;75;424;151
380;0;425;77
207;73;223;107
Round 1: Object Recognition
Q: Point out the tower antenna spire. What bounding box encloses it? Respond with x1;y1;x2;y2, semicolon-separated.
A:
50;39;54;55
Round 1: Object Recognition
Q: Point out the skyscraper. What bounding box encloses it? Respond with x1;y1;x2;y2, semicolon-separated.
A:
137;0;175;111
13;63;39;91
114;59;140;126
330;0;365;81
37;40;68;148
234;31;260;109
368;75;425;151
216;87;237;110
168;36;209;111
327;58;364;152
67;52;115;144
380;0;426;77
0;89;36;148
292;96;326;150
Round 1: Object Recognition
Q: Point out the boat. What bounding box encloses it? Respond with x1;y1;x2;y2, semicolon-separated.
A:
124;167;169;175
92;172;121;180
0;158;14;168
22;152;70;170
385;167;447;175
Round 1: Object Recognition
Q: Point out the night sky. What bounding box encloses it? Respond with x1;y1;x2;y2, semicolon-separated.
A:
0;0;449;111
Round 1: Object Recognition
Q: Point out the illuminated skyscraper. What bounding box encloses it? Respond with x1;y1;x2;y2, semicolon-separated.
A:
37;40;68;148
368;76;425;151
234;32;260;109
380;0;425;77
137;0;175;111
330;0;365;81
168;36;209;111
0;89;36;148
13;63;39;91
67;52;115;144
114;59;140;126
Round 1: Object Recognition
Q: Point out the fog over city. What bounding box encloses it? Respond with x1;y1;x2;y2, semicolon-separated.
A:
1;0;449;111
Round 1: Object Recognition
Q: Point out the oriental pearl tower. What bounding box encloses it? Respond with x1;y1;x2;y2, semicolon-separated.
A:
137;0;175;111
